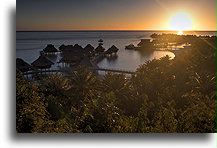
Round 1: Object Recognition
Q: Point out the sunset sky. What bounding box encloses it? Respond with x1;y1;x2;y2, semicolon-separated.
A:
17;0;216;31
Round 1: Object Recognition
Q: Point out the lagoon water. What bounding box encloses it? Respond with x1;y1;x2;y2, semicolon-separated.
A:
16;31;216;71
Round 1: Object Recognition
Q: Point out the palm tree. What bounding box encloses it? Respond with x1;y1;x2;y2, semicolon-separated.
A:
69;66;98;106
100;73;138;115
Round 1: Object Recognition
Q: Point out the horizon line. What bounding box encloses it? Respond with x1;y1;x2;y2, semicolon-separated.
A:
16;29;217;32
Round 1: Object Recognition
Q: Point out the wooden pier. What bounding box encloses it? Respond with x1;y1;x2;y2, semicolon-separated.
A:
93;68;135;74
23;67;135;77
91;53;105;64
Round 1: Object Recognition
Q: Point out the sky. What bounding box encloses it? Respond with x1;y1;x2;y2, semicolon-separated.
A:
17;0;216;31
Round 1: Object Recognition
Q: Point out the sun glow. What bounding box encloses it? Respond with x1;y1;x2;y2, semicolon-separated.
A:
177;31;183;35
169;13;193;34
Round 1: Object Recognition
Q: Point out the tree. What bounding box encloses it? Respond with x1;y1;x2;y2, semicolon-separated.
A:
69;66;99;106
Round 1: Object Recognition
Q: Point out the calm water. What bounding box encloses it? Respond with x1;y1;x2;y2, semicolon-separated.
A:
16;31;216;71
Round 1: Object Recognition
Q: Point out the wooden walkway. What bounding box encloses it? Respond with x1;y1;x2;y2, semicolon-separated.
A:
23;68;135;76
91;53;105;64
93;68;135;74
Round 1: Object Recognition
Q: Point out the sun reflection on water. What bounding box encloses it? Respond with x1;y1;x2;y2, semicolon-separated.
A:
177;30;183;35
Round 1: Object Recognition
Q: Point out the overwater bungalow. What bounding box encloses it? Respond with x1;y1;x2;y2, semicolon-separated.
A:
80;56;98;69
59;45;74;52
125;44;135;50
95;45;105;53
84;44;95;56
59;53;82;64
31;55;54;69
84;44;94;53
16;58;32;72
59;44;66;51
137;39;152;47
43;44;58;53
137;39;155;51
73;44;84;52
59;51;85;67
105;45;119;55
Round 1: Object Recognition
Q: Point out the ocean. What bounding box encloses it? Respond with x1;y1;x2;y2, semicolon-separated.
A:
16;31;216;71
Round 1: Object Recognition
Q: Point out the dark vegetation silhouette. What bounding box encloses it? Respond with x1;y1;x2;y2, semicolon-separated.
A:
16;34;216;133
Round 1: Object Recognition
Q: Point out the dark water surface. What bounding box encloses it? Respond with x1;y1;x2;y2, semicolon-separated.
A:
16;31;216;71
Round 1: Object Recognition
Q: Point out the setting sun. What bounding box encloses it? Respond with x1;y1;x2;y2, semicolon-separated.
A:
169;13;193;34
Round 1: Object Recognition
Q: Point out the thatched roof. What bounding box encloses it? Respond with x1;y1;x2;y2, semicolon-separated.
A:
83;44;94;56
84;44;94;53
31;55;54;69
105;45;119;54
95;45;105;53
137;39;152;47
74;44;83;51
59;45;74;52
59;44;66;51
43;44;58;52
16;58;32;72
60;44;84;53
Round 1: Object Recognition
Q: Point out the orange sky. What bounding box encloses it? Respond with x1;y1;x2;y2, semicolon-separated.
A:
17;0;216;31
